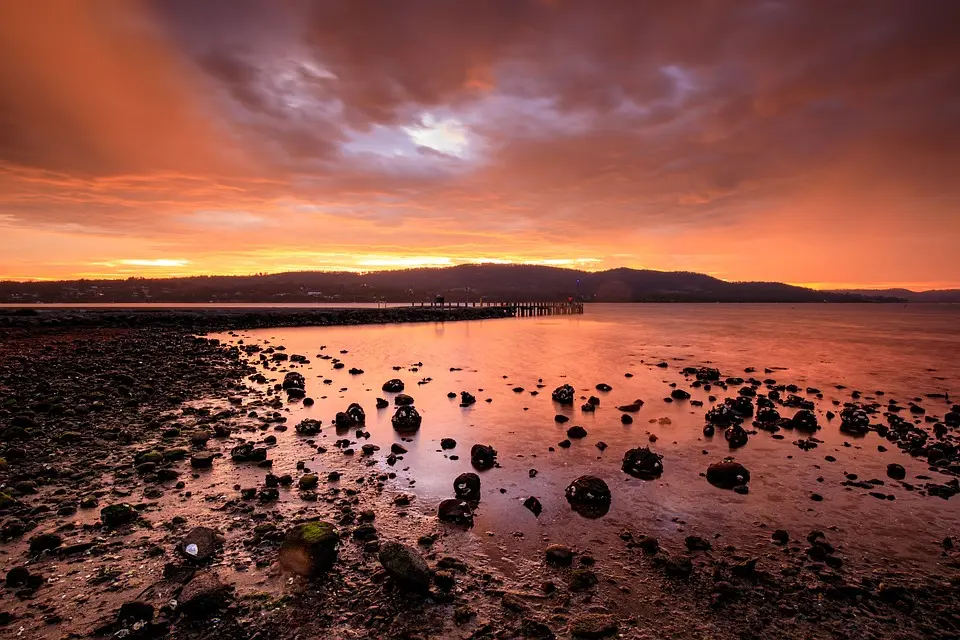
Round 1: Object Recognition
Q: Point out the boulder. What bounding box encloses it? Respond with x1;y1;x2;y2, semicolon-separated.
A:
346;403;365;424
564;476;611;518
295;419;322;436
382;379;404;393
101;503;138;527
454;472;481;500
552;384;575;405
545;543;574;566
177;526;222;563
438;499;474;527
278;522;340;577
178;572;233;618
470;444;498;470
621;447;663;479
391;406;422;433
378;542;431;592
706;460;751;489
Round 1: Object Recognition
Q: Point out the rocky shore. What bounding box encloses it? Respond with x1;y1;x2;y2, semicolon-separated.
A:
0;305;514;331
1;314;958;639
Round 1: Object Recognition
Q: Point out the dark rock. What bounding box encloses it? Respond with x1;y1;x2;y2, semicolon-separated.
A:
278;522;340;577
621;447;664;479
454;472;481;500
391;406;422;433
565;475;611;518
886;463;906;480
685;535;712;551
378;541;431;592
671;388;691;400
382;379;404;393
566;425;588;439
178;572;233;618
440;438;457;450
438;499;474;527
569;613;618;638
724;424;748;448
470;444;497;470
552;384;575;405
100;503;137;527
523;496;543;516
178;526;222;563
706;461;750;489
545;544;574;566
29;532;62;555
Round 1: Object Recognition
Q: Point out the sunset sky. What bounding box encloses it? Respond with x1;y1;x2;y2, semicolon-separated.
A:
1;1;958;289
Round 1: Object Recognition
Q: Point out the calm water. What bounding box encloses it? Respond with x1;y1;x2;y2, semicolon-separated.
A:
213;303;960;582
0;302;405;309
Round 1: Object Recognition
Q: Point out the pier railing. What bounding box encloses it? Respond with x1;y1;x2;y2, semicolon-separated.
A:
411;300;584;316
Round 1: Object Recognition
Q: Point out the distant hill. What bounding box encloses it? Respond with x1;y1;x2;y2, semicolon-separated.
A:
836;288;960;303
0;265;905;304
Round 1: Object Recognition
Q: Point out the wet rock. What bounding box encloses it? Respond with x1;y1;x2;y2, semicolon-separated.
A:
552;384;575;405
100;503;138;528
565;475;611;518
376;397;389;409
440;438;457;450
706;460;750;489
438;499;474;527
840;406;871;435
703;424;715;437
706;404;742;427
231;443;267;462
282;372;305;392
554;414;569;423
596;383;612;392
671;388;691;400
569;613;618;639
621;447;664;479
788;409;820;432
545;543;574;566
29;532;63;555
523;496;543;516
772;530;789;545
724;424;748;448
453;472;481;500
299;474;319;490
178;526;222;563
382;379;404;393
346;402;365;424
685;535;712;551
621;414;633;424
470;444;498;470
378;541;431;592
566;425;588;439
391;406;422;433
278;521;340;577
190;452;214;469
580;402;596;412
390;443;408;454
178;572;233;618
886;463;906;480
460;391;477;406
617;400;644;412
569;569;598;591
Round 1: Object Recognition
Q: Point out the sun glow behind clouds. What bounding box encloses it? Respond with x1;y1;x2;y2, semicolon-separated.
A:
118;259;191;267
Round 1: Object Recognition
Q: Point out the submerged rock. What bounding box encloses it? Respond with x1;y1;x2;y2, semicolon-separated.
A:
706;460;751;489
565;475;611;518
438;499;474;527
470;444;498;470
278;521;340;577
552;384;575;405
391;405;422;433
621;447;664;479
453;472;481;500
382;379;404;393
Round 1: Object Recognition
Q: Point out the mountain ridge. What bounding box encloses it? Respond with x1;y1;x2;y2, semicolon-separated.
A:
0;264;928;304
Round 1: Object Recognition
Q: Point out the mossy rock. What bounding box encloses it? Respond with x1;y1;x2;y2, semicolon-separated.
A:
279;521;339;577
101;503;138;527
135;451;164;465
0;491;16;509
163;448;188;461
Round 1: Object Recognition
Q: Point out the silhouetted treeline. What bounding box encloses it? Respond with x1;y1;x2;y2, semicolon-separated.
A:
0;265;908;304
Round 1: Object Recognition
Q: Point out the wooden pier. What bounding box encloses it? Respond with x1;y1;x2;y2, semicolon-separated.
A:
412;300;584;317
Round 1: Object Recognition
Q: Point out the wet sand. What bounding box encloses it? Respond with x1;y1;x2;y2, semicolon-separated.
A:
1;306;958;639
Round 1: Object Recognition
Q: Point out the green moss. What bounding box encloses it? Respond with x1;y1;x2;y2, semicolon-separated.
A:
0;491;14;508
135;451;163;464
299;521;336;544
